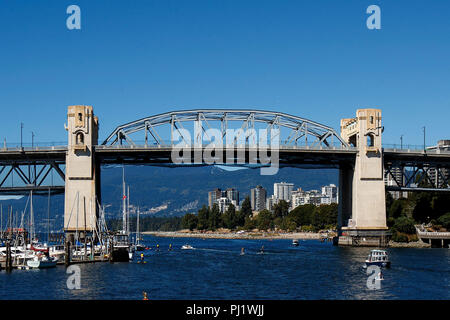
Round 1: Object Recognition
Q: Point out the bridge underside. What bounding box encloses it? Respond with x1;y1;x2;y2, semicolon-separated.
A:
384;150;450;192
0;147;449;195
94;147;357;168
0;148;66;196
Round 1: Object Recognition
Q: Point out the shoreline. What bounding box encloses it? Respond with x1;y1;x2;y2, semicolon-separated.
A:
142;230;324;240
142;231;432;248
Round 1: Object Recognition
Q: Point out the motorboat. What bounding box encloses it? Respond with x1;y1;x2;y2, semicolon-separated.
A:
27;255;57;269
365;249;391;268
292;239;299;246
181;244;194;250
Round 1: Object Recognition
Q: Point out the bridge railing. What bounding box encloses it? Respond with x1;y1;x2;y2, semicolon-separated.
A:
0;142;67;152
383;143;450;154
94;139;357;151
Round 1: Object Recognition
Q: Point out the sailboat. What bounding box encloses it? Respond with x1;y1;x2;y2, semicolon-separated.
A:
134;208;145;252
25;190;56;269
113;166;132;262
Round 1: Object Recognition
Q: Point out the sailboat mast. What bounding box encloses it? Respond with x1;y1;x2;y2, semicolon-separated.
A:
30;190;34;243
136;207;140;245
47;188;51;243
127;186;130;236
122;166;126;234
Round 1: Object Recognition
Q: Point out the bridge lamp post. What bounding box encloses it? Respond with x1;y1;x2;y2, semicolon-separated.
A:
400;135;403;149
422;126;426;151
31;131;35;149
20;122;24;149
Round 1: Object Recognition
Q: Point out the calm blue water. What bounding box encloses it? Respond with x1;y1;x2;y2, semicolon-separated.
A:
1;236;449;300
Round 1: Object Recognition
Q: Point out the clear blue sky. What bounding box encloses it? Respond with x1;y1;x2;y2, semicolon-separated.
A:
0;0;449;147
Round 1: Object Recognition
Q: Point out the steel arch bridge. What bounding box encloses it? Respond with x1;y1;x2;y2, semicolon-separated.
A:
101;109;350;149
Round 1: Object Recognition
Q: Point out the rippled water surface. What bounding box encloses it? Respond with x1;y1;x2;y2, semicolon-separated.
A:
1;236;449;300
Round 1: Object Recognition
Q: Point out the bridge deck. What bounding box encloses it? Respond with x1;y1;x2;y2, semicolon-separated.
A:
0;146;449;165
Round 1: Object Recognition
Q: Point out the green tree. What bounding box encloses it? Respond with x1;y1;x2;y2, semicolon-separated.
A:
288;204;315;227
411;193;433;223
388;198;408;219
236;196;252;227
437;213;450;230
273;200;290;219
255;209;273;231
241;196;252;217
243;216;257;231
392;216;416;234
222;203;237;229
181;213;198;231
197;205;210;230
208;203;222;230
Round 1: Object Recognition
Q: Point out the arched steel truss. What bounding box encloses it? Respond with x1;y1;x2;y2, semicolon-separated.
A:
102;109;349;149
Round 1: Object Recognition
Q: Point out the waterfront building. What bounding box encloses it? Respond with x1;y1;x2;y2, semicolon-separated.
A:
209;187;240;212
321;184;338;203
226;188;239;205
290;185;338;210
217;197;232;213
266;195;277;212
250;185;266;212
273;182;294;202
208;188;223;209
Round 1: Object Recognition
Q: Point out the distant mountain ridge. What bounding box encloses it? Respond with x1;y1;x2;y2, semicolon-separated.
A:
0;166;338;232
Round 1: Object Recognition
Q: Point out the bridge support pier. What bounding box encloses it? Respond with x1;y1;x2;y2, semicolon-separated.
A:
336;109;390;247
64;106;100;240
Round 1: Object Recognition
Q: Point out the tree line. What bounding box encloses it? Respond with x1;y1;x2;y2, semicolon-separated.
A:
181;196;338;232
386;189;450;242
108;216;182;232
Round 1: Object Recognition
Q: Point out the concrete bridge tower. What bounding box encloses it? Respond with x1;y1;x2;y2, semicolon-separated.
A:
64;105;100;237
337;109;389;246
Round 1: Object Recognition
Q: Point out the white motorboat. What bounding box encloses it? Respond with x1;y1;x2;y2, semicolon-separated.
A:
181;244;194;250
27;255;57;269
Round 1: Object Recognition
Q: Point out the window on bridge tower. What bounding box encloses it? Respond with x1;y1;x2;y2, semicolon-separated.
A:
367;134;375;147
78;113;83;122
76;132;84;145
349;135;357;147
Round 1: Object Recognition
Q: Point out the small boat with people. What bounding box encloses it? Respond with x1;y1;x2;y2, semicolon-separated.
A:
292;239;299;247
365;249;391;268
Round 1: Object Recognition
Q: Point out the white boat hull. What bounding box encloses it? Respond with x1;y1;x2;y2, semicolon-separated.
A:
27;259;57;269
